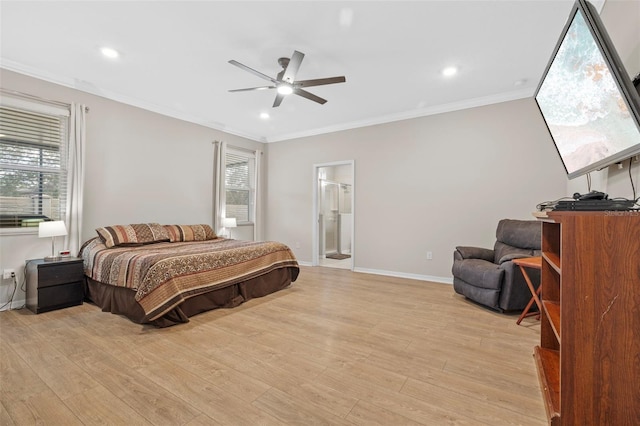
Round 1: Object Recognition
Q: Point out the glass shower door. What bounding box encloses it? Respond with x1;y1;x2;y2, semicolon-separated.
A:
321;181;339;256
320;180;352;259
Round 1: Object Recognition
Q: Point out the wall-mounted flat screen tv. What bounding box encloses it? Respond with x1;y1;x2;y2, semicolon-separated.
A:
534;0;640;179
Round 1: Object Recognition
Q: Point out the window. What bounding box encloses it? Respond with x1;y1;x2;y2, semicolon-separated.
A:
0;99;69;229
224;148;256;224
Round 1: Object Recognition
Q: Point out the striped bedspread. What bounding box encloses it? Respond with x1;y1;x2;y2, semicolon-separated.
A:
80;237;299;321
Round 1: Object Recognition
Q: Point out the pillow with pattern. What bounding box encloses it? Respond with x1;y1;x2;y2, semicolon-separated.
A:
164;224;217;242
96;223;170;248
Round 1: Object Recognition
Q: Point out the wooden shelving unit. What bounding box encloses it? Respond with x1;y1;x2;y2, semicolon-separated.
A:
534;211;640;425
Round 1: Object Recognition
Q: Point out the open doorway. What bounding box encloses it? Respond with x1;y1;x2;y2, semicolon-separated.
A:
312;161;354;270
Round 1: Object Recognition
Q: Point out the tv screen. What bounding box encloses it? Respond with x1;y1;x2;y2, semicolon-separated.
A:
535;0;640;179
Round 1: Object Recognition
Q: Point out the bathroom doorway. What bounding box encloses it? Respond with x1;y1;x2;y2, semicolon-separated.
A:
312;161;354;270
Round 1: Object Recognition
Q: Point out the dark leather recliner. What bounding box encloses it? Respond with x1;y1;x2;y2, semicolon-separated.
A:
452;219;541;312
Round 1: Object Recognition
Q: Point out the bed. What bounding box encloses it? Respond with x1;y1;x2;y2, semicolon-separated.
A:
79;223;299;327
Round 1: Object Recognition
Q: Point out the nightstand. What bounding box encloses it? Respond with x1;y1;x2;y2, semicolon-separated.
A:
26;257;84;314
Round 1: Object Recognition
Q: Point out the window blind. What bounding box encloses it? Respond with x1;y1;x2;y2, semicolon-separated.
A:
224;149;254;223
0;105;69;228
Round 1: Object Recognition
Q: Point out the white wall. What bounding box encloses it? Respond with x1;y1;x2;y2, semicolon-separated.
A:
602;0;640;198
0;69;264;308
601;0;640;76
266;98;567;281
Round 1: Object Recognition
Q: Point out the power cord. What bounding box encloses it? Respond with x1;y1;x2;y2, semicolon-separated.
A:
0;272;18;311
19;263;27;309
628;157;637;201
538;158;639;211
0;263;28;311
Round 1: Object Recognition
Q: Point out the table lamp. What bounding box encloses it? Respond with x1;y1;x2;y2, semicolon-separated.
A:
38;221;67;261
222;217;237;239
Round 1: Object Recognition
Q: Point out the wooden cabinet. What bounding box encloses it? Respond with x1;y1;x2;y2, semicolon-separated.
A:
26;257;84;314
534;211;640;425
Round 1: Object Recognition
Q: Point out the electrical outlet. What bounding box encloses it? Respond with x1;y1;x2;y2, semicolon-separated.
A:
3;269;16;280
426;251;433;260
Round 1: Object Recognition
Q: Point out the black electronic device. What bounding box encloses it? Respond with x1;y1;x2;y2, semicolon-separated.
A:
534;0;640;180
573;190;608;200
553;199;636;211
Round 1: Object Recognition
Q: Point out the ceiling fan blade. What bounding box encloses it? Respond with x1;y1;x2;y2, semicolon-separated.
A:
273;93;285;108
294;88;327;105
281;50;304;83
228;60;276;83
295;76;346;88
228;86;275;92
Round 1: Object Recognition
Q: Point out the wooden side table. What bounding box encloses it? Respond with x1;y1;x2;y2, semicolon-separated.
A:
513;256;542;325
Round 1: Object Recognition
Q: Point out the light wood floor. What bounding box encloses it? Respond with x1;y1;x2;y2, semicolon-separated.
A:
0;266;546;425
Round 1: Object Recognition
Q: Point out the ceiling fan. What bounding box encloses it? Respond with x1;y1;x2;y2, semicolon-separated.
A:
228;50;346;107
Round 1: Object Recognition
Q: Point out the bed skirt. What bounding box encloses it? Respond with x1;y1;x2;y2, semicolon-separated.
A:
84;266;298;327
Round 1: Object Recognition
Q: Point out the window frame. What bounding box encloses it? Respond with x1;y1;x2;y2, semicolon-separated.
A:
223;146;257;226
0;95;70;235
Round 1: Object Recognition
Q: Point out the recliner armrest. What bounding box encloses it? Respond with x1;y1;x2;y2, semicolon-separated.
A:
454;246;494;262
497;253;532;265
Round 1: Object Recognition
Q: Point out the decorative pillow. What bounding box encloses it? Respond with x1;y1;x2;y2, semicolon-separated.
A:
164;224;217;242
96;223;170;248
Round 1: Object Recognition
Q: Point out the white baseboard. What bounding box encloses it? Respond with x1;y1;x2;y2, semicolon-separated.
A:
293;261;453;284
353;267;453;284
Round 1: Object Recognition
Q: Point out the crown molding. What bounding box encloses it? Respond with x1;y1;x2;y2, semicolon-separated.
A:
0;60;263;142
2;59;533;144
264;88;534;143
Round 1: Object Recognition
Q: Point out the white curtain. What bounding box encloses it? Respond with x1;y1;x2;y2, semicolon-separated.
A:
65;103;86;256
253;149;262;241
212;140;226;236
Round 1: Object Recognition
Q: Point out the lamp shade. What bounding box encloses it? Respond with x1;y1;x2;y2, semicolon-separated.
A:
38;221;68;238
222;218;237;228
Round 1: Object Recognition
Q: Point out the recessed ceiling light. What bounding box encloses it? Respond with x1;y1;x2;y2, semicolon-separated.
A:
100;47;119;59
442;66;458;77
260;112;270;119
339;7;354;28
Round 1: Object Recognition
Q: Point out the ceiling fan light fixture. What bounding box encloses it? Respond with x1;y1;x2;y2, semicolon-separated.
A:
100;46;119;59
442;66;458;77
228;50;345;106
277;84;294;95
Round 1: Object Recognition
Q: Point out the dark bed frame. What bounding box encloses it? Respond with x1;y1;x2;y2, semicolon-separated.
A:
84;266;298;327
